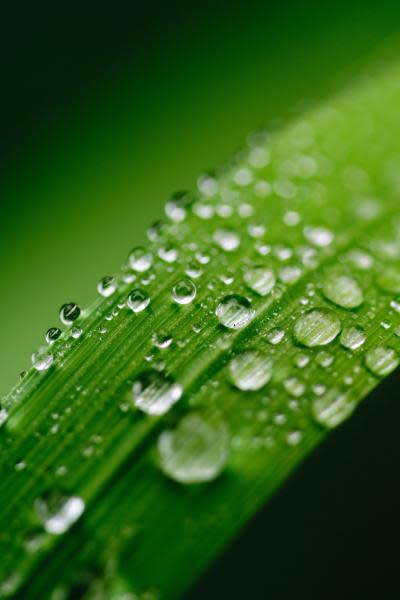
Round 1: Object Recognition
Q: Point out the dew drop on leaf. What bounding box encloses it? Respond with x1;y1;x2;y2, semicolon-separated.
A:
59;303;81;325
364;346;399;376
127;289;150;313
340;326;366;350
34;492;85;535
172;278;196;305
46;327;62;345
294;308;341;347
322;273;364;309
228;351;273;391
213;229;241;252
165;191;191;223
215;295;255;330
129;247;153;272
32;348;54;372
158;413;229;484
97;276;117;298
243;266;275;296
312;389;356;429
132;370;182;415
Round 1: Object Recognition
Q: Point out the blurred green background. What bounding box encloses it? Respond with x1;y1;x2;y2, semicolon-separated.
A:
1;0;400;396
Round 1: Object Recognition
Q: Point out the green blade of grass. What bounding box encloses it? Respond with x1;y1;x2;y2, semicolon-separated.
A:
1;55;400;599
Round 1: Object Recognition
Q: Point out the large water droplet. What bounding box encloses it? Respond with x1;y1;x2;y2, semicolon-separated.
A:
228;351;272;391
127;289;150;313
59;303;81;325
35;492;85;535
322;273;363;309
129;247;153;272
340;326;366;350
364;346;399;376
376;267;400;294
46;327;62;345
243;266;275;296
294;308;341;347
132;370;182;415
215;295;255;330
165;191;191;223
312;389;356;429
158;413;229;484
172;278;196;305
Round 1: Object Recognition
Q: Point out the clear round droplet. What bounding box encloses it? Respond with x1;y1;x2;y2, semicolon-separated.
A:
46;327;62;345
364;346;399;377
132;370;182;415
97;276;117;297
322;273;363;309
312;389;356;429
158;413;229;484
158;243;178;263
35;492;85;535
129;247;153;272
127;289;150;313
32;348;54;372
294;308;341;347
228;351;273;391
172;278;196;305
213;229;240;252
215;295;255;330
243;266;275;296
340;326;366;350
59;303;81;325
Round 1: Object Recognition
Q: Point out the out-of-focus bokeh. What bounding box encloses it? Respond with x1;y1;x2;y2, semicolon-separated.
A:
1;0;400;395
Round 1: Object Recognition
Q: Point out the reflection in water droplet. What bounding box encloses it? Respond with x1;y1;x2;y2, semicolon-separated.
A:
46;327;62;345
340;326;366;350
228;351;272;391
35;492;85;535
127;289;150;313
322;273;363;309
59;303;81;325
97;276;117;298
312;389;356;429
129;247;153;272
294;309;341;347
364;346;399;376
243;266;275;296
165;191;191;223
215;295;255;330
172;278;196;305
132;370;182;415
213;229;240;252
32;348;54;372
158;413;229;484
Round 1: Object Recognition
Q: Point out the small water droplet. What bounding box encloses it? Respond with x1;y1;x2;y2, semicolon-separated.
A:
35;492;85;535
340;326;366;350
228;351;273;391
243;266;275;296
303;225;333;247
127;289;150;313
266;328;285;345
213;229;240;252
132;370;182;415
97;276;117;297
165;191;191;223
32;347;54;372
59;303;81;325
129;247;153;272
46;327;62;345
312;389;356;429
294;308;341;347
215;295;255;330
283;377;305;397
158;243;178;263
322;273;363;309
158;413;229;484
172;278;196;305
71;326;83;340
364;346;399;377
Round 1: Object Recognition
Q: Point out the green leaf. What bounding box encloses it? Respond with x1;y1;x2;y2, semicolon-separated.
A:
1;56;400;599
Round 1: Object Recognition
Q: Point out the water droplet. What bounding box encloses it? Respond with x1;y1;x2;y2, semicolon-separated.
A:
71;327;83;340
59;303;81;325
215;295;255;330
172;278;196;305
294;309;341;347
228;351;273;391
0;408;8;428
32;348;54;372
35;492;85;535
129;247;153;272
312;389;356;429
127;289;150;313
158;413;229;484
283;377;305;397
364;346;399;377
158;243;178;263
198;173;218;197
322;273;363;309
97;276;117;298
46;327;62;345
347;249;373;270
303;225;333;247
243;266;275;296
213;229;240;252
185;260;203;279
340;326;366;350
266;328;285;345
286;430;303;446
165;191;191;223
152;332;173;349
132;370;182;415
376;267;400;294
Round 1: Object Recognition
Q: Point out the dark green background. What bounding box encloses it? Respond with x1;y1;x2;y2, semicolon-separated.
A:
2;0;400;396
